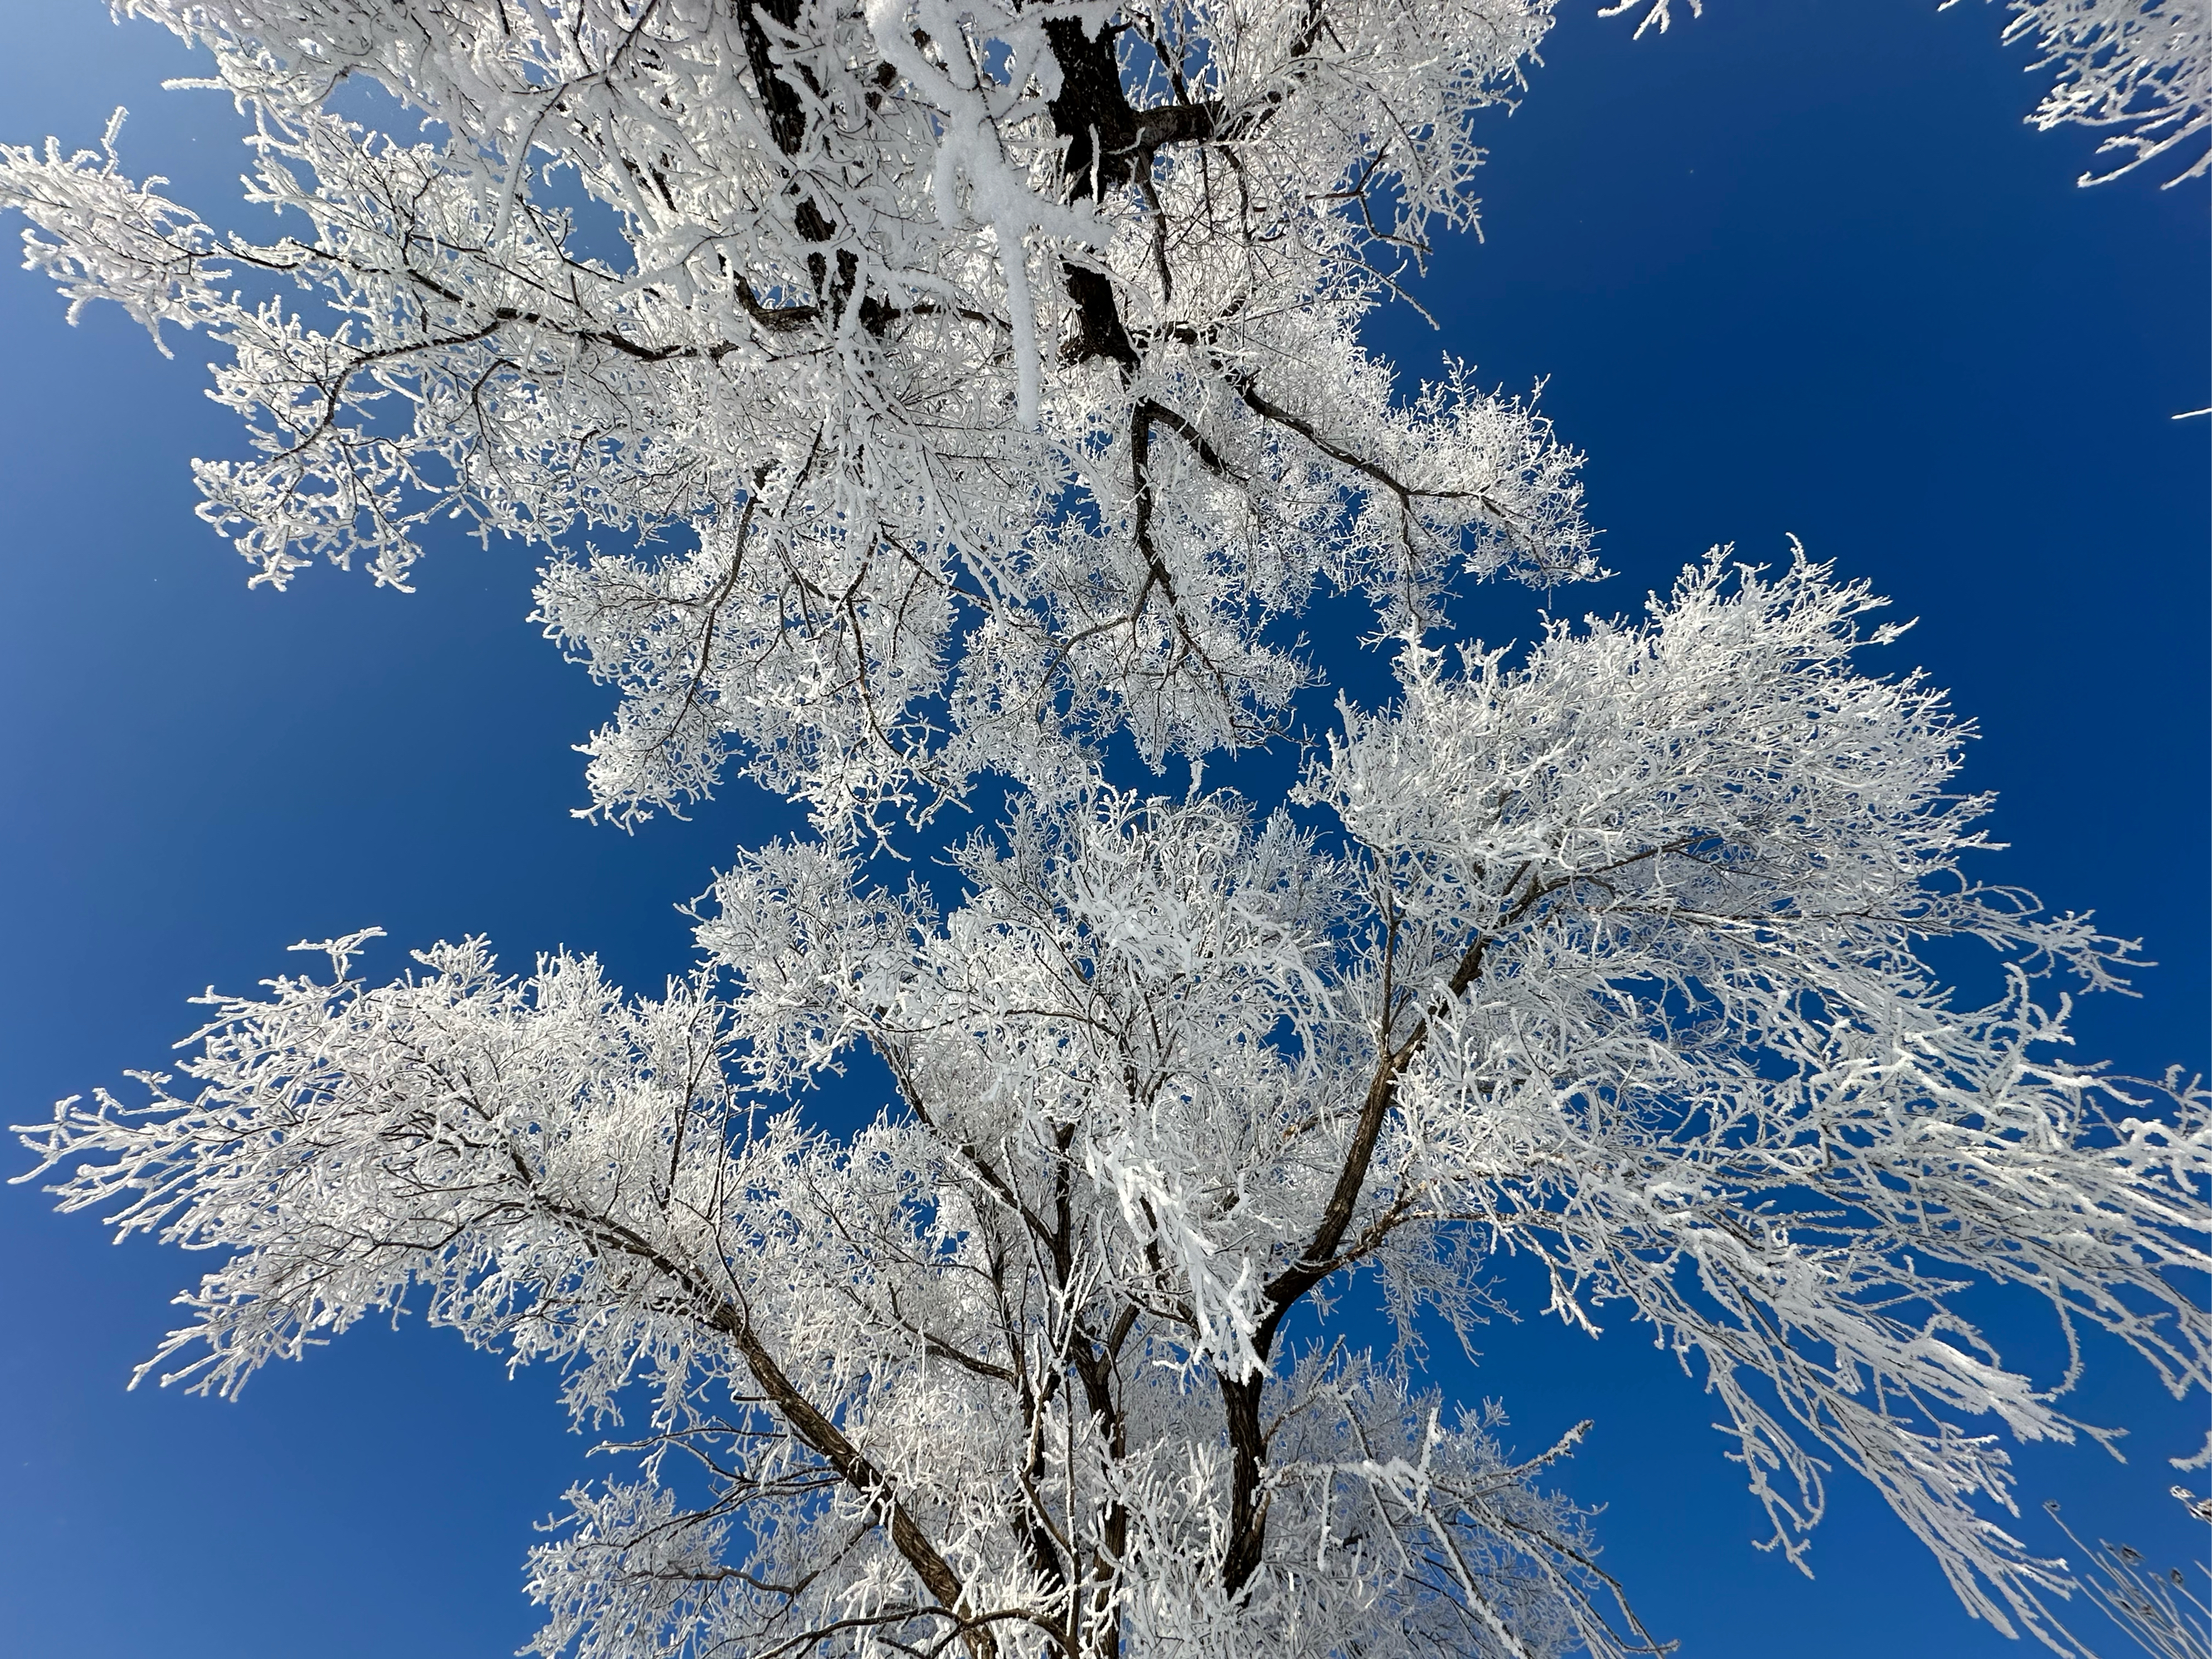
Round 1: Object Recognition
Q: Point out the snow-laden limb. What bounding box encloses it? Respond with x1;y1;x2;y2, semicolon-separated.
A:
2;0;1595;831
1593;0;1703;39
0;109;231;353
1991;0;2212;182
26;556;2206;1657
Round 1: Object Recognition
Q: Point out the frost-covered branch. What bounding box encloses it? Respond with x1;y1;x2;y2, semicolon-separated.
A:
1992;0;2212;182
1602;0;2209;183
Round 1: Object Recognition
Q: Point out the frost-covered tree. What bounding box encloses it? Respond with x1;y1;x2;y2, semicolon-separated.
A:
6;5;2210;1659
19;557;2212;1657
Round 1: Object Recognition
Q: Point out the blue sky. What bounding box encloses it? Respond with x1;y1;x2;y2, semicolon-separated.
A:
0;2;2204;1656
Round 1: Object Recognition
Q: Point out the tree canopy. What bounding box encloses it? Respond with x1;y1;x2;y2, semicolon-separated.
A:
4;4;2206;1658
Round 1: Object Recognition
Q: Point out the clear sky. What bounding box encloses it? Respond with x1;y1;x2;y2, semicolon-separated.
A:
0;2;2203;1656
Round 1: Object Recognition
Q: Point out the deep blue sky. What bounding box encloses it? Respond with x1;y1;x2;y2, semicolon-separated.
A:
0;2;2203;1656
